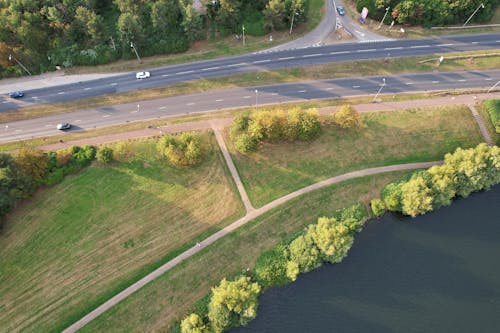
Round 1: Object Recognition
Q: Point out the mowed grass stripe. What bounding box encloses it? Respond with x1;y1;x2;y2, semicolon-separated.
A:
0;132;245;333
227;105;484;207
79;171;411;333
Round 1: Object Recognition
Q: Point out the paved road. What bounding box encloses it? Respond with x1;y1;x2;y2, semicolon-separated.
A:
2;70;499;143
61;160;439;333
1;33;499;112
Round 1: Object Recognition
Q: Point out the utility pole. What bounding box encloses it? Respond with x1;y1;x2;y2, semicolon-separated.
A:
242;25;246;46
372;78;386;102
378;7;390;29
130;42;142;63
8;54;31;76
464;3;484;26
289;10;298;34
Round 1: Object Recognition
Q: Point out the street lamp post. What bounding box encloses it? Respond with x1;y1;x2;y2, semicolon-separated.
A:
378;7;390;29
255;89;258;107
8;54;32;76
463;3;484;26
487;80;500;93
130;42;142;63
242;25;246;46
289;10;298;34
372;78;386;102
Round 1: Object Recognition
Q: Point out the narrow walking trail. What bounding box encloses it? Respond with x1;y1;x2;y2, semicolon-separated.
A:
63;159;441;332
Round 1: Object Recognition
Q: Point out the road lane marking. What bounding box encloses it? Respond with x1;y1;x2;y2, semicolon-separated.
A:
102;114;111;117
278;56;296;61
471;42;479;44
432;81;440;84
215;99;224;102
202;67;220;71
302;53;323;58
405;82;413;85
384;47;403;50
226;63;246;67
326;87;334;90
158;106;167;110
14;129;22;133
130;110;138;113
485;78;493;81
74;120;82;123
57;92;65;95
252;59;270;64
162;74;170;77
110;82;117;86
298;90;307;93
357;49;376;52
45;124;52;127
1;101;10;104
84;87;91;90
330;51;349;55
437;43;454;47
410;45;429;48
271;92;279;95
176;70;194;75
458;79;467;82
352;85;360;88
187;102;195;106
243;96;251;99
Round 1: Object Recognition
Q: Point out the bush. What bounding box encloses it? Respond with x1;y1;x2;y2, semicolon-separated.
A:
307;217;354;264
333;104;361;129
96;147;114;164
234;133;258;153
287;234;321;278
254;244;291;287
370;198;385;218
484;99;500;133
14;148;49;183
157;133;203;166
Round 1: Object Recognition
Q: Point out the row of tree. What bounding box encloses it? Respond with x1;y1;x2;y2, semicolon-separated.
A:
0;0;309;77
179;203;367;333
371;143;500;217
356;0;499;27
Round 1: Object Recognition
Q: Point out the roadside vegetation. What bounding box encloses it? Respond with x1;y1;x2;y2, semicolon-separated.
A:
0;132;244;333
479;99;500;145
227;105;483;207
79;171;411;333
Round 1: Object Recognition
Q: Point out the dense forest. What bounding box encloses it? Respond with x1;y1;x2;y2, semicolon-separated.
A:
355;0;499;27
0;0;308;77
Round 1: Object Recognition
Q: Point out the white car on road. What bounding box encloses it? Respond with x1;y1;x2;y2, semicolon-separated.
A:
136;71;150;79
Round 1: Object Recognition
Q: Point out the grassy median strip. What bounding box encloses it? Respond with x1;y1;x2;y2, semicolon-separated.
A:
78;171;411;333
1;49;499;125
0;132;245;333
227;105;483;207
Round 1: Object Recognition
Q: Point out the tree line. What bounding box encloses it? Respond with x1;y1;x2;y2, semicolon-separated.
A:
356;0;499;27
0;0;308;77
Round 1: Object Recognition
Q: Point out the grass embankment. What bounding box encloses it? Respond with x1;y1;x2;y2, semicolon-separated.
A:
1;49;499;125
79;171;411;333
228;105;483;207
0;132;245;333
478;99;500;145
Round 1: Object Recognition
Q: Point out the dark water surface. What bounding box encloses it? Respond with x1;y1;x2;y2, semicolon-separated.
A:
233;185;500;333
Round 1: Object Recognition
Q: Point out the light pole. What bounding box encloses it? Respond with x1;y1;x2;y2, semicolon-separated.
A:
488;80;500;93
242;25;246;46
378;7;390;29
463;3;484;26
8;54;32;76
289;10;298;34
130;42;142;63
255;89;258;107
372;78;386;102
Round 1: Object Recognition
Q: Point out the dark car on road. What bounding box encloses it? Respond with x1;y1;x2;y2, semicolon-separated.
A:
57;123;72;130
8;91;24;98
336;5;346;16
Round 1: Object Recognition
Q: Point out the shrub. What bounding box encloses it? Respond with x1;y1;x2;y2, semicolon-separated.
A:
287;233;321;276
234;133;258;153
307;217;354;264
370;198;385;218
157;133;203;166
14;148;49;183
254;244;291;287
484;99;500;133
333;104;362;129
180;313;207;333
96;147;114;164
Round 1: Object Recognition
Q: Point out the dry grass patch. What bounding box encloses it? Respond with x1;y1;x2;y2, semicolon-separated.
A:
80;171;411;333
0;132;244;333
227;105;483;207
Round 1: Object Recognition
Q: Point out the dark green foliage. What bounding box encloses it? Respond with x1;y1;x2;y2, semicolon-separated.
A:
254;244;291;287
96;146;114;164
484;99;500;133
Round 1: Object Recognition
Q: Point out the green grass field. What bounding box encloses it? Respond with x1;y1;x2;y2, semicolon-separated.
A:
79;171;411;333
0;132;244;333
478;100;500;145
227;106;483;207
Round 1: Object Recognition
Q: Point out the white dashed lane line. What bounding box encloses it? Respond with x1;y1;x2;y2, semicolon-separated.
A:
176;70;194;75
215;99;224;102
458;79;467;82
352;85;360;89
187;102;195;106
485;78;493;81
405;82;413;85
202;67;220;71
432;81;440;84
243;96;252;99
110;83;117;86
158;106;167;110
302;53;323;58
436;43;454;47
252;59;271;64
278;57;295;61
271;93;279;95
384;47;403;50
226;63;246;67
298;90;307;93
410;45;430;48
57;92;65;95
84;87;91;90
1;101;10;104
74;120;82;123
330;51;349;55
102;114;111;117
326;87;334;91
357;49;376;53
162;74;170;77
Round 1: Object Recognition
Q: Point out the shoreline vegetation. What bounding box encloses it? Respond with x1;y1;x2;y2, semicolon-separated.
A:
177;143;499;333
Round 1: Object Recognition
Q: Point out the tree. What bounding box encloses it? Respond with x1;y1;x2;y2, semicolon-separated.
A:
333;104;362;129
117;12;144;45
217;0;241;31
427;164;456;208
254;244;291;286
288;233;321;274
15;148;49;183
208;276;261;332
370;198;385;218
181;313;207;333
180;2;204;42
96;146;114;164
308;217;354;264
381;181;403;212
264;0;287;30
400;173;433;217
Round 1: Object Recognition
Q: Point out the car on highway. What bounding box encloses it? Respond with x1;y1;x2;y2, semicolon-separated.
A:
336;5;346;16
8;91;24;98
136;71;150;79
57;123;72;130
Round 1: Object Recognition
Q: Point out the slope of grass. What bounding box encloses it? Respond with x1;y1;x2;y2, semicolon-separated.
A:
478;99;500;145
228;105;483;207
80;171;411;333
0;132;245;333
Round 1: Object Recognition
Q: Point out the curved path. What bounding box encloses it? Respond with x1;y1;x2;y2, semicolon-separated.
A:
63;157;440;332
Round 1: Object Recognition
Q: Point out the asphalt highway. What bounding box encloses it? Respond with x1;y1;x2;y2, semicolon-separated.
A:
2;69;499;143
1;33;500;113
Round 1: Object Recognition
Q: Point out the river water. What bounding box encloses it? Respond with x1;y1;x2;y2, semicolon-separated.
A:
233;185;500;333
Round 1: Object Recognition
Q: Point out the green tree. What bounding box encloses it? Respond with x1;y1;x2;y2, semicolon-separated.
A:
370;198;385;218
254;244;291;287
117;12;144;45
181;313;208;333
333;104;362;129
96;146;114;164
381;182;403;212
308;217;354;264
264;0;287;30
427;164;456;208
180;2;204;42
15;148;49;183
208;276;261;333
288;233;321;274
400;173;433;217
